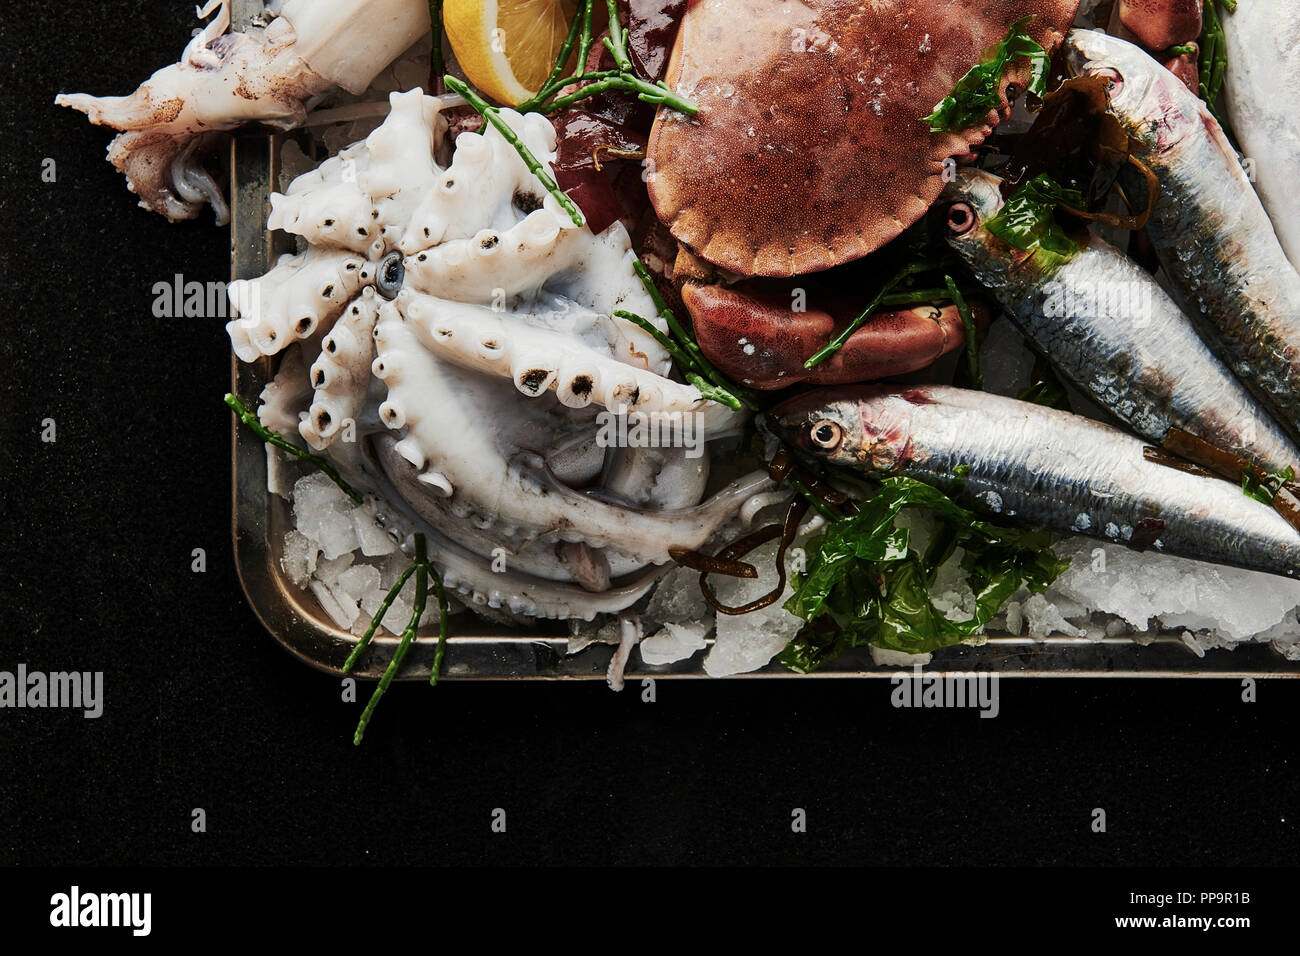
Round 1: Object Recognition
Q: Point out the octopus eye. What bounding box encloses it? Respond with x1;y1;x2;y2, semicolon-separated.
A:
809;419;843;451
376;251;404;300
1094;67;1124;96
946;202;976;236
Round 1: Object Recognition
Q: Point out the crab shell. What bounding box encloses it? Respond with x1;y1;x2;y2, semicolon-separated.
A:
646;0;1080;277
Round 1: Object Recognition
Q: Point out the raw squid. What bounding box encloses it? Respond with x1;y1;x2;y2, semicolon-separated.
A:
55;0;431;223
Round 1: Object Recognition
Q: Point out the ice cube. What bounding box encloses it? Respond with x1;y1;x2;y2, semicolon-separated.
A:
310;579;356;630
1022;593;1086;639
705;541;804;676
315;508;359;560
1180;630;1206;658
384;596;414;636
869;647;932;667
930;546;977;623
645;566;711;626
326;581;361;628
292;472;351;543
266;445;296;500
314;552;355;589
337;564;381;602
1253;611;1300;659
280;530;318;588
1003;600;1024;636
640;621;711;665
379;549;414;589
352;507;397;556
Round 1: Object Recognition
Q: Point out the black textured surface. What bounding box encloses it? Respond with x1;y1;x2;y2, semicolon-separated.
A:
1;2;1297;867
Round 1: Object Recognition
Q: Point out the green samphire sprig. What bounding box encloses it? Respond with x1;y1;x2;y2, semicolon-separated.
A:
515;0;698;116
1198;0;1238;120
342;532;452;746
226;393;452;745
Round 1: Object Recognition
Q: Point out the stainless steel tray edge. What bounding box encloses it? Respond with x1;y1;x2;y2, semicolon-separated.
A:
224;14;1300;680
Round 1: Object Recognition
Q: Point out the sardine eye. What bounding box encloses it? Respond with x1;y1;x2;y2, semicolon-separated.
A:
945;202;975;236
1094;67;1124;96
809;419;843;451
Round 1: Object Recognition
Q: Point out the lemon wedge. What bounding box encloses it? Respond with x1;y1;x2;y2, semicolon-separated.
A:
444;0;581;106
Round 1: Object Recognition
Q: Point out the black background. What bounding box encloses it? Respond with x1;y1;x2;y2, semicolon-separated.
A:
1;2;1297;872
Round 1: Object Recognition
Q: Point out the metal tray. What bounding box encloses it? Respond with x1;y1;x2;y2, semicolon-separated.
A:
227;1;1300;680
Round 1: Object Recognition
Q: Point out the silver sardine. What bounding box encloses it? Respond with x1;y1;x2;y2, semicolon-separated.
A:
770;385;1300;578
1222;0;1300;270
942;167;1299;473
1063;29;1300;444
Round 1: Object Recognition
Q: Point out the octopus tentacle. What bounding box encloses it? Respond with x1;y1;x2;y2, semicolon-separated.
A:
256;344;314;440
373;433;595;582
403;293;705;414
367;462;667;621
226;248;370;362
300;288;379;449
170;134;230;226
359;90;446;225
373;304;769;563
268;162;379;255
399;109;556;253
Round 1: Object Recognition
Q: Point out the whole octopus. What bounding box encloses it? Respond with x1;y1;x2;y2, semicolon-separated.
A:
231;88;768;621
58;0;1300;627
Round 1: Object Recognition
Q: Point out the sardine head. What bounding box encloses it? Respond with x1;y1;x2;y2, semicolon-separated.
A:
1061;29;1162;131
765;386;915;475
938;168;1026;278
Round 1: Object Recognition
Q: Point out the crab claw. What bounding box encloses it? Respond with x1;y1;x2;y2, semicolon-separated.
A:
1116;0;1202;53
682;284;987;389
1161;44;1200;94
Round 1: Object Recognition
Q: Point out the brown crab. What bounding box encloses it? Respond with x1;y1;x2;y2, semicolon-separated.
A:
644;0;1080;387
